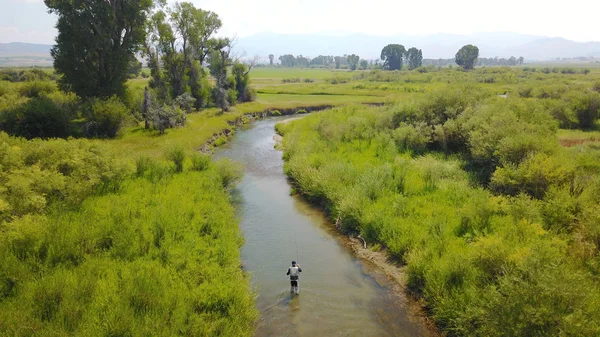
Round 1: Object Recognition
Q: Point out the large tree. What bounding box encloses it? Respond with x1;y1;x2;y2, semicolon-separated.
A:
380;44;406;70
455;45;479;70
406;47;423;70
347;54;360;71
209;38;233;112
269;54;274;66
45;0;153;98
144;2;221;107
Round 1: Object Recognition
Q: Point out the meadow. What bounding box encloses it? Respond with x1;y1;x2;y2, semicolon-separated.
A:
1;65;600;335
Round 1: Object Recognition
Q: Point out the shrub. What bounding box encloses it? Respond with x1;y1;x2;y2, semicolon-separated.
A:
303;78;314;83
296;109;307;114
214;159;244;188
0;95;74;139
135;156;154;177
282;78;301;83
18;81;56;98
564;91;600;129
165;145;186;173
150;104;186;134
190;153;211;171
243;86;257;102
84;96;129;138
393;122;430;153
270;110;281;116
226;88;238;106
517;86;533;98
174;92;195;113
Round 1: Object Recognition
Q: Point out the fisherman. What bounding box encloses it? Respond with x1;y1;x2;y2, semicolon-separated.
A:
286;261;302;295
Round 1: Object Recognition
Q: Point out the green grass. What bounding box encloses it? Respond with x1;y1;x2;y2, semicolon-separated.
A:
278;99;600;336
558;128;600;147
0;162;257;336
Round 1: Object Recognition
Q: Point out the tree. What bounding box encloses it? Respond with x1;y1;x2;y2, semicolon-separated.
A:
278;54;296;67
209;38;234;112
406;47;423;70
347;54;360;71
455;44;479;70
45;0;153;98
518;56;525;65
269;54;274;66
144;2;221;107
232;58;257;103
380;44;406;70
360;59;369;70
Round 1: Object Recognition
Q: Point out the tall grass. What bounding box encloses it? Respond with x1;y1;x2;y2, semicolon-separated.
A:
0;135;257;336
278;95;600;336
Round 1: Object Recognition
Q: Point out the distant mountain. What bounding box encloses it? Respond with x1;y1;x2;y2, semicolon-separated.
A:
0;42;53;67
3;33;600;67
506;37;600;60
0;42;52;56
235;32;600;62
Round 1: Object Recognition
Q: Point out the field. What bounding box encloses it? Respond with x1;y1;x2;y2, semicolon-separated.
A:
2;65;600;336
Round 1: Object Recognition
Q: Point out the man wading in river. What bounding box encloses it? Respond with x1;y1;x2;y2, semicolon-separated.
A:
287;261;302;295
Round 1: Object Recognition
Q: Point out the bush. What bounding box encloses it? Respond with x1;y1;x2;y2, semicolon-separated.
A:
270;110;281;116
150;104;186;134
214;159;244;188
564;91;600;129
243;86;257;102
174;92;195;113
282;78;301;83
296;109;307;114
226;89;238;107
0;95;74;139
84;96;129;138
165;145;186;173
517;86;533;98
135;156;154;177
190;153;211;171
303;78;314;83
18;81;56;98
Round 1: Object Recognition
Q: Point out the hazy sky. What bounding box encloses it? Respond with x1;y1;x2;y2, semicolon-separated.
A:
1;0;598;44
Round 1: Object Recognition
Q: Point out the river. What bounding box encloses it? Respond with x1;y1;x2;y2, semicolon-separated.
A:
215;116;433;337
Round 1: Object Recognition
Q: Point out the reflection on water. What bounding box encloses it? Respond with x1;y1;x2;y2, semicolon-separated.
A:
215;117;432;337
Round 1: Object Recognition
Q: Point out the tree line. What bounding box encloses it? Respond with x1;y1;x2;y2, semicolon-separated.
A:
268;44;525;71
21;0;257;140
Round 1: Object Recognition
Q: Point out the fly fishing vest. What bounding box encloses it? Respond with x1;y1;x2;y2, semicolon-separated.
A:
289;266;300;280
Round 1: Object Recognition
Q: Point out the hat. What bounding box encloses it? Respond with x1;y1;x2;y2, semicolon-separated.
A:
292;261;296;265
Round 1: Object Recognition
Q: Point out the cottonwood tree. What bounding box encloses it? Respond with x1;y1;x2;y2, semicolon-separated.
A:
406;47;423;70
347;54;360;71
455;45;479;70
45;0;153;98
278;54;296;67
144;2;221;107
232;57;257;103
209;38;234;112
380;44;406;70
360;59;369;70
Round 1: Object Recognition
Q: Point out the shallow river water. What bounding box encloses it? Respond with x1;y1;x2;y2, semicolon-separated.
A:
215;117;433;337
